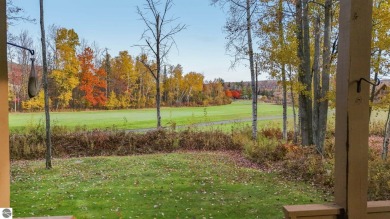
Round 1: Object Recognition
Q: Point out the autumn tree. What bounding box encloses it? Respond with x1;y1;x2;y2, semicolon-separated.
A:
111;51;137;107
102;49;112;99
136;0;186;128
135;54;156;108
203;78;230;105
258;0;291;141
212;0;261;139
294;0;313;146
377;85;390;159
225;89;233;98
232;90;241;99
78;47;107;108
22;90;46;111
51;28;80;109
314;0;334;153
106;91;119;110
370;0;390;118
183;72;204;104
164;64;184;105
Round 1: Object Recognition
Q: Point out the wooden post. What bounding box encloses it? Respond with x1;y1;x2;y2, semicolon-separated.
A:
334;0;373;218
0;0;10;208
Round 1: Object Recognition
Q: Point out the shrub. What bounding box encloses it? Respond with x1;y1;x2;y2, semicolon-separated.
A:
10;128;243;160
280;146;334;189
243;134;286;165
370;120;385;136
179;129;242;151
260;127;282;139
368;159;390;200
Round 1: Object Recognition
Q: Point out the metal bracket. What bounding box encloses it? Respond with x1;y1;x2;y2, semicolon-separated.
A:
6;42;35;56
357;77;380;93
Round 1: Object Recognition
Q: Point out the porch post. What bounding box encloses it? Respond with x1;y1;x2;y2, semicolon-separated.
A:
334;0;373;217
0;0;10;208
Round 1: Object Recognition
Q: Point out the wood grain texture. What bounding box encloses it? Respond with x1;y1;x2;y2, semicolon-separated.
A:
0;0;10;208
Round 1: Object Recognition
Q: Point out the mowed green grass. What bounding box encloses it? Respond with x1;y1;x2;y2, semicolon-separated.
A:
11;152;327;218
9;101;290;131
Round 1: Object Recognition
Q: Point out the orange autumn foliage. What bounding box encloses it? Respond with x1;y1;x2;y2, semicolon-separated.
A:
78;47;107;107
225;90;233;98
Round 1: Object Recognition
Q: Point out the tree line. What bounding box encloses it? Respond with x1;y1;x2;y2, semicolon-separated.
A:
7;27;231;112
7;0;390;153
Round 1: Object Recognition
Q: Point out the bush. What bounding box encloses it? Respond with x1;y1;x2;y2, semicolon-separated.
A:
10;127;242;160
243;136;286;165
260;127;282;139
370;120;385;136
11;121;390;202
368;159;390;200
179;129;241;151
280;146;334;189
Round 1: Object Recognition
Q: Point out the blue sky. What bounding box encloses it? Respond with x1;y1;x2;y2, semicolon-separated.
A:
8;0;265;82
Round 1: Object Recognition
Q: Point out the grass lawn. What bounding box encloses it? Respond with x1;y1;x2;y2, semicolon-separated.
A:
193;118;300;133
371;110;388;124
9;101;290;132
11;152;327;218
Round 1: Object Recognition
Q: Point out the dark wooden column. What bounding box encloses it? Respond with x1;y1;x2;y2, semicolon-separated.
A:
334;0;373;218
0;0;10;208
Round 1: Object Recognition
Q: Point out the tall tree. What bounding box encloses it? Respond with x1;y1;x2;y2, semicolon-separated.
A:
212;0;260;139
312;15;321;152
274;0;288;141
40;0;52;169
295;0;312;145
51;28;80;109
183;72;204;104
78;47;107;107
112;51;136;95
370;0;390;118
102;49;112;99
135;54;156;108
136;0;186;128
257;0;300;142
317;0;333;153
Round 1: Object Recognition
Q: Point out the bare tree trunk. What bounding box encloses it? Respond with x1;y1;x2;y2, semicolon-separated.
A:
312;16;321;152
156;78;161;127
40;0;52;169
318;0;332;152
382;105;390;160
104;49;111;99
369;49;381;119
288;67;298;144
156;14;162;128
298;106;302;139
302;0;313;145
246;0;257;140
163;65;167;103
137;0;185;128
296;0;306;145
296;0;312;146
277;0;287;141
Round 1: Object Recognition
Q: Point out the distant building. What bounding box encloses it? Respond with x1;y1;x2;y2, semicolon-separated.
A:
374;79;390;103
